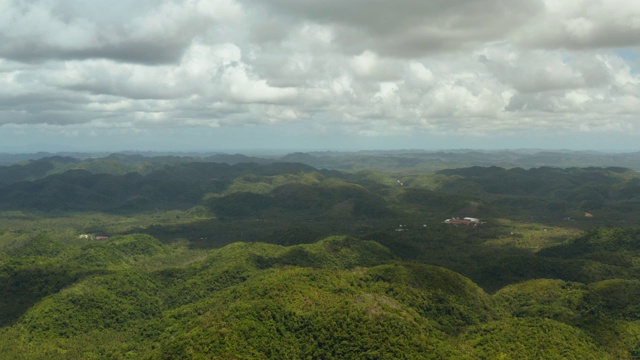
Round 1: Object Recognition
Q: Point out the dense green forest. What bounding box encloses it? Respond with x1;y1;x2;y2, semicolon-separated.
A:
2;152;640;358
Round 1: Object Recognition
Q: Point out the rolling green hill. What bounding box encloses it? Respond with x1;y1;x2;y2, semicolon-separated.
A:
0;232;640;358
2;154;640;358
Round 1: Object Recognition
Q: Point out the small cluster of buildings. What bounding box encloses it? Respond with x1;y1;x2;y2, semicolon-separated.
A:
78;234;110;240
393;217;482;232
443;217;482;227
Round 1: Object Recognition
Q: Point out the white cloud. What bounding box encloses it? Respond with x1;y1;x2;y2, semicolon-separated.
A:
478;46;612;93
408;62;434;86
1;0;640;151
222;63;298;104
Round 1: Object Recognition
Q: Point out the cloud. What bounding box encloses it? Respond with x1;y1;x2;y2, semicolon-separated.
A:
47;42;241;100
252;0;543;56
516;0;640;49
478;46;612;93
1;0;640;151
222;63;298;104
0;0;244;64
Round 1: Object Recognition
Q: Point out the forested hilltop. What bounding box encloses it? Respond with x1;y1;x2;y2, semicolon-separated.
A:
2;149;640;171
2;152;640;358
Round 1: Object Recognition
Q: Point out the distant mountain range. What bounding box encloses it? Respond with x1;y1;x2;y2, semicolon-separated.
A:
2;149;640;171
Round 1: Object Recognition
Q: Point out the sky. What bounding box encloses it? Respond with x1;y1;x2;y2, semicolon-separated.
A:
1;0;640;153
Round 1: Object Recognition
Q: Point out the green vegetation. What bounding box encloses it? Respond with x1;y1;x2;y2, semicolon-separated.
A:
1;153;640;358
